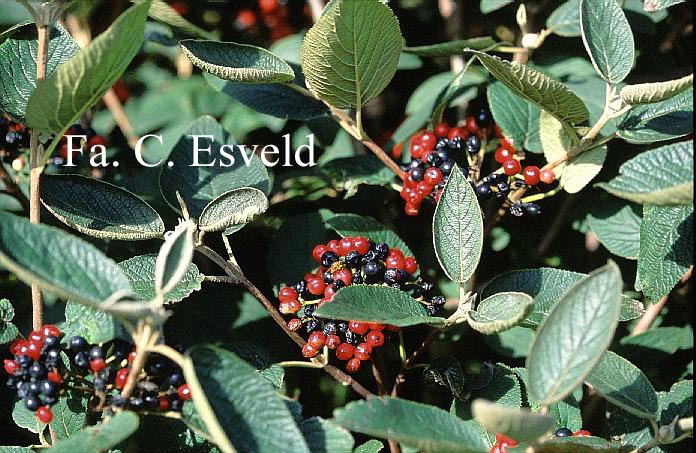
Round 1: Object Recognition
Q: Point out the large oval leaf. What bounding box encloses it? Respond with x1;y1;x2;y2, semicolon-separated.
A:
183;345;310;453
471;399;555;443
587;201;642;259
41;175;165;240
301;0;402;109
487;80;542;153
526;262;623;405
333;397;489;453
620;73;693;105
433;165;484;283
402;37;496;57
199;187;268;233
468;292;534;335
314;285;446;327
546;0;581;37
180;39;294;84
0;211;131;306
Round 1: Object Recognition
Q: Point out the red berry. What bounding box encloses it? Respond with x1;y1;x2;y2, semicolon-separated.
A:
324;284;338;300
28;330;44;342
27;340;42;361
4;359;19;375
178;384;192;400
404;257;418;275
339;237;354;256
424;167;443;185
159;396;171;412
420;132;437;150
500;138;514;150
421;150;433;164
391;142;403;159
308;331;326;349
348;321;369;335
236;8;257;29
523;166;541;186
385;255;406;270
333;269;353;286
312;245;327;263
354;343;371;361
259;0;278;15
346;358;361;373
326;335;341;349
540;168;556;184
502;159;521;176
573;430;591;437
306;277;326;296
47;371;63;384
326;240;341;254
367;322;384;331
435;190;443;203
115;368;129;390
366;331;385;348
416;180;432;196
410;142;424;159
489;444;505;453
128;351;137;363
36;406;53;424
279;300;301;314
279;287;299;303
385;325;401;332
434;123;449;138
41;324;61;338
495;433;518;447
448;127;468;140
465;116;478;133
335;343;355;360
388;248;405;259
494;147;514;164
404;203;420;216
302;343;319;358
90;358;107;373
288;318;302;331
87;135;107;148
353;237;370;255
403;173;418;188
9;340;22;355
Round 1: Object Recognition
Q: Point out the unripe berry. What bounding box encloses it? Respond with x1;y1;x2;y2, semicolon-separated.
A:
354;343;371;361
36;406;53;424
420;131;437;150
335;343;355;361
434;122;449;138
346;358;361;373
348;321;369;335
326;335;341;349
278;287;298;303
366;331;385;348
178;384;191;400
302;343;319;358
502;159;521;176
494;147;514;164
540;168;556;184
308;331;326;349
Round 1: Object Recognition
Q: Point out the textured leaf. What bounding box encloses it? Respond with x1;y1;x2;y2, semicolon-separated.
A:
480;0;514;13
0;211;131;306
0;298;18;344
314;285;446;327
325;214;413;257
424;356;467;400
333;397;489;453
199;187;268;233
12;400;41;434
468;292;534;334
587;201;642;259
354;439;385;453
580;0;635;84
618;87;693;143
637;204;693;300
469;51;589;137
549;392;583;432
180;39;294;84
183;344;310;453
205;72;327;120
48;391;89;439
620;74;693;105
487;80;542;152
527;262;623;405
321;155;395;196
149;0;217;40
483;327;535;359
61;300;125;344
47;411;139;453
547;0;581;37
41;175;165;240
403;37;496;56
299;417;354;453
471;399;555;442
585;351;658;419
159;116;270;219
120;254;203;303
301;0;402;109
156;221;195;297
597;141;693;206
481;268;644;328
0;23;79;123
27;2;149;135
619;326;693;356
433;165;484;283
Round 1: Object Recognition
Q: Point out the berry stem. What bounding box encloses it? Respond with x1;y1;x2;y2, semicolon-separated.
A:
277;360;324;369
121;322;159;400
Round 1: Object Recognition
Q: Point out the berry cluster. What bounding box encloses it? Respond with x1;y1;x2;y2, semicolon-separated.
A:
1;115;30;152
235;0;298;41
277;237;444;373
489;428;591;452
4;325;190;424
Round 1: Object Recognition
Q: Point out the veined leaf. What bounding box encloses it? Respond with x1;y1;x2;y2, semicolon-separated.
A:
47;411;139;453
618;87;693;144
620;74;693;105
0;298;18;344
587;202;642;259
527;262;623;405
199;187;268;233
120;254;203;303
301;0;402;109
354;440;385;453
547;0;581;37
155;221;195;297
471;399;555;442
468;292;534;334
487;80;542;153
642;0;685;12
403;37;496;57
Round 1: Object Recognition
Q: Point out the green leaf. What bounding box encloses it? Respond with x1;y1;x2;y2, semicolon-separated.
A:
155;221;195;297
40;175;165;241
580;0;635;84
403;37;497;57
48;391;89;439
180;39;294;84
321;155;395;197
301;0;402;109
549;392;583;432
481;268;644;328
480;0;514;13
61;300;125;344
424;356;467;400
637;204;693;300
483;327;535;359
199;187;268;233
620;74;693;105
471;399;555;442
333;397;489;453
515;436;626;452
325;214;413;257
619;326;693;356
148;0;217;40
12;400;41;434
585;351;658;419
47;411;139;453
27;2;149;134
0;448;34;453
314;285;446;327
617;87;693;144
300;417;355;453
354;439;385;453
487;80;542;152
433;165;484;283
0;298;18;344
469;51;589;137
120;254;203;303
468;292;534;334
597;141;693;206
159;115;270;219
431;68;487;125
183;344;310;453
0;23;79;123
587;201;642;259
527;262;623;405
546;0;581;37
0;211;131;306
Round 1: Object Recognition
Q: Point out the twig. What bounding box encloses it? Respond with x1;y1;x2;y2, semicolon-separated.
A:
631;267;693;336
121;322;160;399
203;275;240;284
102;89;138;149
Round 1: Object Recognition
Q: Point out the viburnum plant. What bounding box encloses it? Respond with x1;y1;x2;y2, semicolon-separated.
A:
0;0;693;452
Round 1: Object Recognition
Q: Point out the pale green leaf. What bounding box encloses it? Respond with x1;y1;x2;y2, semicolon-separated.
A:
620;74;693;105
0;298;18;344
468;292;534;334
148;0;217;40
47;412;139;453
61;300;125;344
403;37;497;57
487;80;542;152
119;254;203;303
471;399;555;442
618;87;693;144
354;439;385;453
199;187;268;233
547;0;581;37
300;417;355;453
587;202;642;259
155;221;195;297
480;0;514;13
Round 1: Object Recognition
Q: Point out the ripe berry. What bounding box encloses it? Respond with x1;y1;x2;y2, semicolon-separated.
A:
346;358;361;373
348;321;369;335
464;135;481;154
90;358;107;373
288;318;302;331
404;257;418;275
523;166;540;185
40;380;58;397
27;341;42;361
333;268;353;286
320;251;339;268
36;406;53;424
540;168;556;184
494;147;514;164
326;335;341;349
424;167;443;185
366;331;385;348
279;287;299;303
306;277;326;296
3;359;19;375
354;343;371;361
410;142;424;159
475;184;493;199
177;384;191;401
573;430;591;437
308;331;327;349
352;237;370;255
312;245;328;263
385;254;406;271
326;240;341;254
25;395;41;411
420;132;437;150
28;330;43;342
302;343;319;358
476;108;492;128
502;159;521;175
335;343;355;361
555;428;573;437
69;336;88;352
434;123;449;138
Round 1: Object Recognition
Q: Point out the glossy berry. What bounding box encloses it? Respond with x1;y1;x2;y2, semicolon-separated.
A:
465;116;478;133
348;321;369;335
494;147;514;164
353;237;370;255
333;268;353;286
115;368;129;390
366;331;385;348
302;343;319;358
523;166;541;185
420;131;437;150
448;127;467;140
279;287;298;303
288;318;302;331
320;251;339;268
555;427;573;437
573;430;591;437
523;203;541;217
475;184;492;199
25;395;41;411
354;343;371;361
69;336;88;352
540;168;556;184
326;335;341;349
464;135;481;154
312;245;328;263
404;257;418;275
308;331;326;349
345;358;361;374
279;299;301;314
47;371;63;385
335;343;355;361
306;277;326;296
40;380;58;397
27;341;42;361
3;359;19;375
424;167;443;185
495;433;518;447
434;122;449;138
502;159;521;175
476;108;492;128
36;406;53;424
178;384;192;401
11;157;25;172
90;358;107;373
